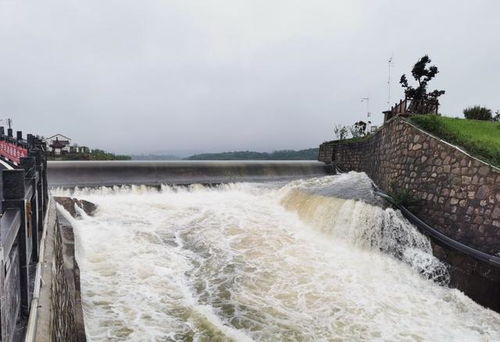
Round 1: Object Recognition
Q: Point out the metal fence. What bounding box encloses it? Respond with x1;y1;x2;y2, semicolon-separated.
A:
0;129;48;342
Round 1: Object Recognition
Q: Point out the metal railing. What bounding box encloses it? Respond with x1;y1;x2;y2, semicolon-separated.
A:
384;97;439;122
0;128;48;342
374;190;500;267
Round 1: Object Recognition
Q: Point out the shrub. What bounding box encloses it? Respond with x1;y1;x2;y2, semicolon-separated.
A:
463;106;492;121
494;110;500;122
389;182;417;207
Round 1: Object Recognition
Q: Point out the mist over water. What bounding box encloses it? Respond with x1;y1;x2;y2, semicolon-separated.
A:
55;172;500;341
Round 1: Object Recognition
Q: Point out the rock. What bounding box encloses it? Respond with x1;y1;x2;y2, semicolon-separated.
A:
478;165;490;177
493;207;500;220
475;185;490;200
54;197;97;218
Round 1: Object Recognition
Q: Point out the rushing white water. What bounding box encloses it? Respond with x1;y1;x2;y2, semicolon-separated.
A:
54;172;500;341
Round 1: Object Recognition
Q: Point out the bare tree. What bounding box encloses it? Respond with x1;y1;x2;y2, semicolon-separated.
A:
333;124;349;140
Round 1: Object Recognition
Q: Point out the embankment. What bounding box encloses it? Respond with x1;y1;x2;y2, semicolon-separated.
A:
319;117;500;311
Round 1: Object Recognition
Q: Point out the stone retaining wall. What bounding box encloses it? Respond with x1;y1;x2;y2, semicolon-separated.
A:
319;117;500;255
34;199;86;342
319;117;500;311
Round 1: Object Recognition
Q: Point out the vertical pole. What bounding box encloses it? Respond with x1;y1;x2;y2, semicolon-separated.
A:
388;57;391;107
35;138;49;211
21;157;38;262
31;147;45;240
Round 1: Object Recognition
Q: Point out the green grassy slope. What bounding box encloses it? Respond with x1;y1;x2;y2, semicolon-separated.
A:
409;115;500;167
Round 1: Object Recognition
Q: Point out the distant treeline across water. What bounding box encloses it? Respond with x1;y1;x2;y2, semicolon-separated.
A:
185;148;319;160
132;148;319;160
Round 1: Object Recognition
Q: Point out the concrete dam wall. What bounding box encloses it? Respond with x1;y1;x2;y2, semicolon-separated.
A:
47;160;330;188
318;117;500;311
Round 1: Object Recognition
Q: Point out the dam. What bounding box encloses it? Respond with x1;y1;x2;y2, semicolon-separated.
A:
50;162;500;341
0;131;499;341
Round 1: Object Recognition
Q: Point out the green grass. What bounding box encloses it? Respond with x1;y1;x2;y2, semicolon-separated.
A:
409;115;500;167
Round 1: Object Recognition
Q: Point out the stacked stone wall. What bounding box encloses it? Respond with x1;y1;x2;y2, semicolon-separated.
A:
319;117;500;256
317;143;335;163
50;212;86;342
34;200;86;341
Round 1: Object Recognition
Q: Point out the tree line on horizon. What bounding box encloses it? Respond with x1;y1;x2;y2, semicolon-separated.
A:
184;148;319;160
47;149;131;161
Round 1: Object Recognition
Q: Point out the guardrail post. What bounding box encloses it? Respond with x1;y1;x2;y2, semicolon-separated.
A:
21;156;39;262
36;138;49;211
29;148;44;245
2;169;31;316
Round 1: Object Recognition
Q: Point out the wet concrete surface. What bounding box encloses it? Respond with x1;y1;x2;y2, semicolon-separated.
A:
47;160;330;187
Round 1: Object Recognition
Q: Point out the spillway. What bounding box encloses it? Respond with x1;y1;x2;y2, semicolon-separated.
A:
54;172;500;341
47;160;329;187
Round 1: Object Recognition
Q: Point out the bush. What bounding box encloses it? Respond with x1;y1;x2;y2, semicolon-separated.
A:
389;182;418;208
463;106;492;121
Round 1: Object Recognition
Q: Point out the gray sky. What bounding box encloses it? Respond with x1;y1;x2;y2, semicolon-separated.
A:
1;0;499;154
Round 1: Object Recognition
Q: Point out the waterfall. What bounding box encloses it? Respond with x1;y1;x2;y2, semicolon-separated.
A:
53;172;500;341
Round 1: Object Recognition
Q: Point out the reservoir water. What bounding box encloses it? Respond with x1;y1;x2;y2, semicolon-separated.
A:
55;172;500;341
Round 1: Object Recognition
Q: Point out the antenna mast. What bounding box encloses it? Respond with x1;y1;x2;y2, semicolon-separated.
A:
387;56;394;106
360;97;370;125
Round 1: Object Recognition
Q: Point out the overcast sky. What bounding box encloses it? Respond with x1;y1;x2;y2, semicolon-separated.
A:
0;0;498;154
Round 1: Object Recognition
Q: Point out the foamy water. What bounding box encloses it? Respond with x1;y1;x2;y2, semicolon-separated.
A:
54;173;500;341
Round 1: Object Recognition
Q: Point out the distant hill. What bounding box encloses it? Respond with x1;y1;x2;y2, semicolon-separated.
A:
131;154;181;160
185;148;319;160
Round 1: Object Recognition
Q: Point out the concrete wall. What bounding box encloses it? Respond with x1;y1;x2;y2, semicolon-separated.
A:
47;161;329;187
319;117;500;255
33;199;86;342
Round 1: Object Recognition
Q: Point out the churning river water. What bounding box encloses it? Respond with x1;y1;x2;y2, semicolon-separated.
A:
55;172;500;341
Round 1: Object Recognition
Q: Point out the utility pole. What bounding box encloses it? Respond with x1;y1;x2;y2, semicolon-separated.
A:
361;97;370;130
387;56;394;107
0;118;13;129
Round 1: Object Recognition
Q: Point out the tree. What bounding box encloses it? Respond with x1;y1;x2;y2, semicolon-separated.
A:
400;55;445;105
463;106;493;121
351;121;367;137
333;124;349;140
494;110;500;122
